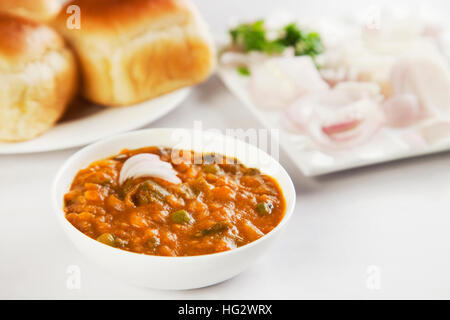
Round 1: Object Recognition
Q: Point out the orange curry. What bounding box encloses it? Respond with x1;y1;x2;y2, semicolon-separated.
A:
64;147;286;256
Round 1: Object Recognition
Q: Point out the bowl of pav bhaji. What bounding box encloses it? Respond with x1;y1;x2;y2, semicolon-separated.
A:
53;129;296;290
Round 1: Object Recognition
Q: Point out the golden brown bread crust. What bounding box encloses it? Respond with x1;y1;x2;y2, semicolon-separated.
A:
58;0;189;37
0;13;78;141
53;0;216;106
0;14;64;70
0;0;65;22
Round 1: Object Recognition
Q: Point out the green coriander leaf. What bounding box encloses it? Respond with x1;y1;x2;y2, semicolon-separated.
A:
228;20;324;60
237;66;251;76
262;41;286;54
278;23;303;47
294;31;324;56
229;20;267;52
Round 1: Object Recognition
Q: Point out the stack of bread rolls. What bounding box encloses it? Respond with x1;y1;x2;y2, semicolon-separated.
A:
0;0;215;142
0;12;77;141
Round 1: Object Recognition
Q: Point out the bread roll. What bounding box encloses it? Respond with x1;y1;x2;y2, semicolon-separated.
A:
0;0;66;22
53;0;216;107
0;14;78;141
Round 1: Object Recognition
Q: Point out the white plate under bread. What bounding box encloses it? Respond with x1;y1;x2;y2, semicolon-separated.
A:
0;88;190;154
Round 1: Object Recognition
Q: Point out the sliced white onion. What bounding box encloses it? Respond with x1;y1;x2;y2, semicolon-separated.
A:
120;154;159;179
119;154;181;185
390;42;450;118
285;82;385;149
249;55;329;109
381;94;422;128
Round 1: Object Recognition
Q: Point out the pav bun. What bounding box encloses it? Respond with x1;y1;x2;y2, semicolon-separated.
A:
0;13;78;141
53;0;216;107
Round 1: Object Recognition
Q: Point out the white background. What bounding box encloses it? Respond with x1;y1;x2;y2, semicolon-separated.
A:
1;0;450;299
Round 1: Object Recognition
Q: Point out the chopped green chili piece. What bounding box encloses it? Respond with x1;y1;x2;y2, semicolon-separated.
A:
170;210;193;224
195;222;230;237
132;180;170;206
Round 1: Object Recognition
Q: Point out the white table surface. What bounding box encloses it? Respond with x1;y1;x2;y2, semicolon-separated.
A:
2;0;450;300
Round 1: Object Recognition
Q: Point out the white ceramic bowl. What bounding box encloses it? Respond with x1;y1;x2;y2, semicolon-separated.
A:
52;128;296;290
